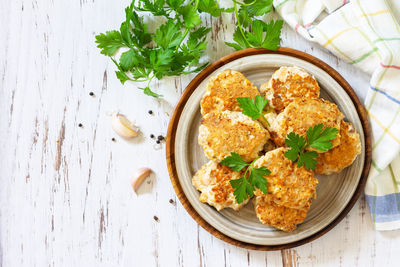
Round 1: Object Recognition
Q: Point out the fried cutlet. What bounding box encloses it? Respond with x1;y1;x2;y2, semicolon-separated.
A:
253;148;318;209
266;98;344;149
192;161;249;211
260;66;320;113
315;121;361;175
200;69;260;115
253;194;310;232
198;111;269;162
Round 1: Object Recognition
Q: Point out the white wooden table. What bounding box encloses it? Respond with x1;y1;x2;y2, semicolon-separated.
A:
1;0;400;266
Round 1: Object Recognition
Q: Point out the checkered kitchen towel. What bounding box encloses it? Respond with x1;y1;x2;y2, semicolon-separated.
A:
273;0;400;230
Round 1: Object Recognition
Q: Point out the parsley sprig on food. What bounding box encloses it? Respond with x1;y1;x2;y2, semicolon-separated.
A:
284;124;339;170
95;0;283;98
221;152;270;204
237;96;270;126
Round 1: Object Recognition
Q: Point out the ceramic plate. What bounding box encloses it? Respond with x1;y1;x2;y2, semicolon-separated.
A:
167;48;371;248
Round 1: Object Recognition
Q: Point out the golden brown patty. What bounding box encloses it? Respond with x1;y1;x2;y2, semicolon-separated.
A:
266;98;344;149
253;148;318;209
253;194;310;232
198;111;269;162
260;66;320;113
200;69;260;115
315;121;361;175
192;161;248;211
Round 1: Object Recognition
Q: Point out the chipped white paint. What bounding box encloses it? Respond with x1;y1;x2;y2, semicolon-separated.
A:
0;0;399;266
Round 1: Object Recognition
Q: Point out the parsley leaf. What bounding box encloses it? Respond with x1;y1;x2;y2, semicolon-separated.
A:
260;20;284;50
115;70;131;84
143;86;163;97
248;167;270;194
221;153;271;204
237;96;268;120
284;132;307;161
198;0;228;17
166;0;185;10
119;49;141;71
154;20;183;49
220;152;249;171
135;0;169;17
111;58;132;84
284;124;339;170
243;0;273;17
95;31;126;56
129;11;152;47
179;5;202;29
298;151;318;170
238;6;252;28
230;19;283;50
307;123;339;151
255;95;269;112
237;96;270;127
225;41;243;51
230;177;255;204
226;27;249;49
246;20;265;45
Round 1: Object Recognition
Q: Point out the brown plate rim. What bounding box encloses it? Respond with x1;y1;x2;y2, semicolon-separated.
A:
166;47;372;251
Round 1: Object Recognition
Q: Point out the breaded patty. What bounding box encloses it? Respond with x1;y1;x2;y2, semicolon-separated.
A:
266;98;344;149
192;161;249;211
200;69;260;115
198;111;269;162
315;121;361;175
260;66;320;113
253;148;318;209
253;194;310;232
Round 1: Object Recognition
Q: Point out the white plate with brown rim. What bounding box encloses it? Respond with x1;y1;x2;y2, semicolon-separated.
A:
166;48;371;250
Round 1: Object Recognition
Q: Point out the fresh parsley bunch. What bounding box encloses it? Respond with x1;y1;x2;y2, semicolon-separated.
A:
96;0;211;97
221;152;270;204
284;124;339;170
95;0;283;98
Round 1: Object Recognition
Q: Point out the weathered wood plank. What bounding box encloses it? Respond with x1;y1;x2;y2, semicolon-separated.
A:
0;0;399;266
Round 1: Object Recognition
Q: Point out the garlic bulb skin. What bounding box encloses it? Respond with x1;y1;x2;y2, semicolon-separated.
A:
111;113;139;138
132;168;152;192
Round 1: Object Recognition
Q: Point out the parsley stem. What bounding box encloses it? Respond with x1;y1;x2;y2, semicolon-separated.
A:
175;28;189;54
146;75;155;88
243;157;259;179
259;114;270;127
233;1;253;48
176;0;200;53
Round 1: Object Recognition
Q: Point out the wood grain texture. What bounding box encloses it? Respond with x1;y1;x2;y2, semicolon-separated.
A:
0;0;399;266
166;47;372;250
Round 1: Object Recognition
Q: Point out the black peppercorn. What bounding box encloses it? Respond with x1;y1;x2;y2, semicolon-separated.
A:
78;123;83;127
112;138;116;142
148;110;153;114
89;92;94;96
156;140;161;144
157;135;164;140
150;134;155;138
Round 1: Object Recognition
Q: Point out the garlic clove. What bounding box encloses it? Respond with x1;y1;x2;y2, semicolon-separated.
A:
132;167;152;193
112;113;139;138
